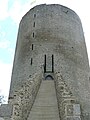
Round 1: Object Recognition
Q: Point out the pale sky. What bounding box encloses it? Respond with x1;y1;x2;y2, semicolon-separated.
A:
0;0;90;103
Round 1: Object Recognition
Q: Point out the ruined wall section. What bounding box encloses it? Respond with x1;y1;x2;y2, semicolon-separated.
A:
55;72;81;120
9;72;42;120
54;72;90;120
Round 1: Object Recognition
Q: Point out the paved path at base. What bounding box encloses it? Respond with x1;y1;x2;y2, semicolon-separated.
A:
27;80;60;120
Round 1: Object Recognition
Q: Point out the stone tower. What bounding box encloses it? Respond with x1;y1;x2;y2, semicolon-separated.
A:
0;4;90;120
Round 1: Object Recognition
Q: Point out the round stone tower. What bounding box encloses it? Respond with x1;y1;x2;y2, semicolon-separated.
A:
8;4;90;120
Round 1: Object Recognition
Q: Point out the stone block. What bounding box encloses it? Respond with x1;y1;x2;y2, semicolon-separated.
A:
65;116;81;120
66;104;73;116
73;104;81;116
0;104;13;117
65;104;81;116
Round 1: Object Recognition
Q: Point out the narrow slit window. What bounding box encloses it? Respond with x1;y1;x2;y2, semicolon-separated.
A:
44;55;46;73
52;55;54;72
34;14;36;18
33;32;34;38
32;44;33;50
31;58;32;65
33;22;35;27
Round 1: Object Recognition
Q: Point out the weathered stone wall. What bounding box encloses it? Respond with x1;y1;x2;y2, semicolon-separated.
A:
0;104;12;120
54;72;81;120
9;72;42;120
7;4;90;119
9;4;89;100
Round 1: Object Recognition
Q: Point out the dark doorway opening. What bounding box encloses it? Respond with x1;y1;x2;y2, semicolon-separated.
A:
45;75;53;80
44;54;54;73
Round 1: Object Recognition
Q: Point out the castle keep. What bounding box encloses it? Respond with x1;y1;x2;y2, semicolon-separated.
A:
0;4;90;120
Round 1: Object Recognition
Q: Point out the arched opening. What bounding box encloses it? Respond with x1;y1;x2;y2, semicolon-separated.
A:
45;75;53;80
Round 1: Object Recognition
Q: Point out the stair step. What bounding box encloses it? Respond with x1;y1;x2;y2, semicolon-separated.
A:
27;80;60;120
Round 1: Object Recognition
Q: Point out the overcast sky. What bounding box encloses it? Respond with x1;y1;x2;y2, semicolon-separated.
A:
0;0;90;102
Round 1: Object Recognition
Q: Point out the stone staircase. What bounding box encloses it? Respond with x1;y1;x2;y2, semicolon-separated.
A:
27;80;60;120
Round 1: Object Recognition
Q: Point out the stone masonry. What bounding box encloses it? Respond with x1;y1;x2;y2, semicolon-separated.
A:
0;4;90;120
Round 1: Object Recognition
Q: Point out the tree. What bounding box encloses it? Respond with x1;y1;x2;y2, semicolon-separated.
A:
0;95;6;105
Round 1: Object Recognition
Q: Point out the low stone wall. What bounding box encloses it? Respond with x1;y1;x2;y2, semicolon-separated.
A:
0;104;13;120
11;72;42;120
54;72;81;120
